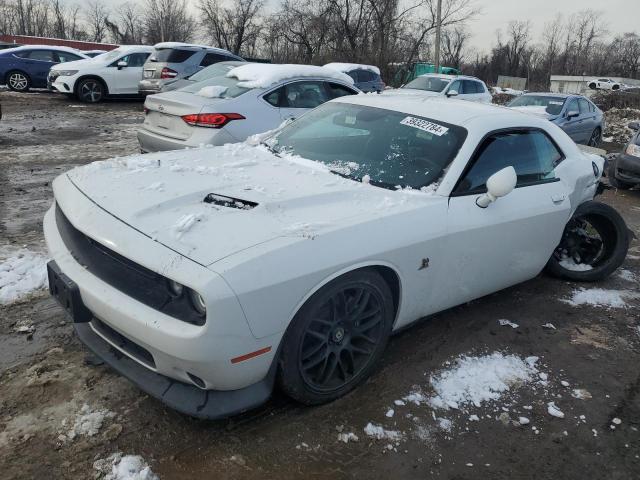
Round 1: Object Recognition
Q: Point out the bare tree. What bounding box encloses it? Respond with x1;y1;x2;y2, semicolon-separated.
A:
142;0;195;43
199;0;264;56
85;0;109;43
106;2;144;44
441;26;469;68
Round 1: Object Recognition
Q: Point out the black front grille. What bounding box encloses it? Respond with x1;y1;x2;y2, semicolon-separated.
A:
92;318;156;368
55;204;205;325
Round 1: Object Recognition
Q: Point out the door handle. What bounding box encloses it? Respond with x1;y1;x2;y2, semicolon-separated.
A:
551;193;566;204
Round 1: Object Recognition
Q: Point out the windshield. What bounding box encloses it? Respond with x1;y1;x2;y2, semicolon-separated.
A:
269;102;467;190
179;75;249;98
189;62;245;82
507;95;566;115
97;49;127;63
403;76;450;92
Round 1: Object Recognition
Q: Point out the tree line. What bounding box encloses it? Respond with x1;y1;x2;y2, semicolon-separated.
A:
1;0;638;87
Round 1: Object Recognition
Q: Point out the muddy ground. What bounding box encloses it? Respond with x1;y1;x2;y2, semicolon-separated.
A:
1;90;639;480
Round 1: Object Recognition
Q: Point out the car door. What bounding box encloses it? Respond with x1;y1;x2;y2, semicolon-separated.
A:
109;52;150;94
447;79;464;98
277;80;330;121
25;49;57;87
441;129;571;309
559;98;583;142
578;98;597;141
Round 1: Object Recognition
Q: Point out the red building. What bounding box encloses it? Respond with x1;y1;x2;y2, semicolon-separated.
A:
0;35;118;52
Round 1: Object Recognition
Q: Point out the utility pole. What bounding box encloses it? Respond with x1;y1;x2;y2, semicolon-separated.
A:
434;0;442;72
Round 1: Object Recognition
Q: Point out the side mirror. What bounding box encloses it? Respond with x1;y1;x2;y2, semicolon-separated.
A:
476;166;517;208
117;61;128;69
628;121;640;130
566;110;579;119
446;89;459;97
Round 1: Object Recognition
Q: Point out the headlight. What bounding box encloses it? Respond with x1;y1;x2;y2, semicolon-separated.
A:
56;70;78;76
167;280;184;296
189;290;206;316
625;143;640;158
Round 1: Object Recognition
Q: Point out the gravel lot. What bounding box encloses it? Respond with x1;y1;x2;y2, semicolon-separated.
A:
1;91;639;480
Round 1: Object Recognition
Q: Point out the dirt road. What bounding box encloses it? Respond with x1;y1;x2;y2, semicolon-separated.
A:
1;91;639;479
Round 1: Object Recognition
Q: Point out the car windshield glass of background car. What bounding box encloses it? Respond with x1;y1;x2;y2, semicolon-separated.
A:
270;102;467;190
403;76;450;92
508;95;567;115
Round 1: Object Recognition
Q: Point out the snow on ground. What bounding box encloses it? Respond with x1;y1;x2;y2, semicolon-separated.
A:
61;404;115;442
498;319;519;329
363;423;403;441
427;353;539;411
563;288;635;308
93;453;158;480
0;246;48;305
324;62;381;75
337;432;359;443
618;269;638;283
227;63;354;89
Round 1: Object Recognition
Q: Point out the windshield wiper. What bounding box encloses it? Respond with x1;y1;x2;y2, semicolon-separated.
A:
260;141;280;157
329;170;397;191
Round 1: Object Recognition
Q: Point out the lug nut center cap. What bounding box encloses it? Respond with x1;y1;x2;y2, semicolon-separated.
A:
333;327;345;343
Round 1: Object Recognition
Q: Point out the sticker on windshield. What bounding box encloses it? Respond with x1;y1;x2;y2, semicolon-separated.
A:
400;116;449;136
549;101;564;105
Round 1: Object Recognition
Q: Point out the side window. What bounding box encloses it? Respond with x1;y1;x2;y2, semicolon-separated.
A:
200;52;229;67
326;82;357;99
358;70;374;82
474;81;485;93
28;50;55;61
448;80;463;94
263;86;286;107
462;80;477;93
346;71;358;83
284;81;329;108
455;130;562;194
565;99;579;114
55;51;83;63
127;53;149;67
578;98;591;114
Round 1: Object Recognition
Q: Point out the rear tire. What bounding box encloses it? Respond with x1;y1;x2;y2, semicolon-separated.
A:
278;270;394;405
608;157;633;190
545;201;629;282
77;78;105;103
6;71;30;92
589;82;597;90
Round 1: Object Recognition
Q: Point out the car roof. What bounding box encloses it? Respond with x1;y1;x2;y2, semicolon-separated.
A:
1;45;89;56
418;73;483;82
332;93;546;128
521;92;571;98
153;42;235;55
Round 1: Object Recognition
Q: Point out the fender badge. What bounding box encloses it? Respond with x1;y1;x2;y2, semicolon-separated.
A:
418;258;430;270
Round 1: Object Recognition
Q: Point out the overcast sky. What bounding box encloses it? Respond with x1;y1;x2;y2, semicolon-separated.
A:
468;0;640;52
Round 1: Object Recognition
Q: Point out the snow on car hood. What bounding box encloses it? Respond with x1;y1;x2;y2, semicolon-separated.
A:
509;106;555;120
65;143;432;266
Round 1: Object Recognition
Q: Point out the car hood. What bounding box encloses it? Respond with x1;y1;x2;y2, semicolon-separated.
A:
65;143;430;266
509;105;556;120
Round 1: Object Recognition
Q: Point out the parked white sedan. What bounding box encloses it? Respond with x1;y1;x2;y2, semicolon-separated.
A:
588;78;622;91
391;74;492;103
49;45;154;102
137;64;359;152
44;95;628;418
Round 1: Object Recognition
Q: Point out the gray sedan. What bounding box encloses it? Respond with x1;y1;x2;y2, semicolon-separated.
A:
507;93;604;146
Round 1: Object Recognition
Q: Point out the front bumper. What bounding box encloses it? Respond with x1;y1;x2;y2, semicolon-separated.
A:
44;175;281;416
615;153;640;184
51;78;74;94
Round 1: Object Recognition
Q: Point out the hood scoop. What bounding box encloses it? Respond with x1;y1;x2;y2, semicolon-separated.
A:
204;193;258;210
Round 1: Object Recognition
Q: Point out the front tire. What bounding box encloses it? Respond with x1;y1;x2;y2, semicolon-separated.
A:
278;270;394;405
589;82;597;90
588;127;602;147
545;201;629;282
77;78;105;103
7;71;30;92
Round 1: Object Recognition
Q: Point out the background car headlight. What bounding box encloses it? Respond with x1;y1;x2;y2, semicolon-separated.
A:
167;280;184;296
625;143;640;158
56;70;78;76
189;290;206;315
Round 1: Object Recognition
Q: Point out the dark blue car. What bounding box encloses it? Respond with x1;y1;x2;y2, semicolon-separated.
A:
0;46;88;92
507;93;605;146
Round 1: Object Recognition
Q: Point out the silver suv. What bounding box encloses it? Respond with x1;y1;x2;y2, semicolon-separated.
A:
138;42;244;95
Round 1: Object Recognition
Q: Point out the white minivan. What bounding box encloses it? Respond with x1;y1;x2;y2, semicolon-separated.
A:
49;45;154;103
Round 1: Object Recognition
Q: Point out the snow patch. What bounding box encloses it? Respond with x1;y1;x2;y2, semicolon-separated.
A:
0;246;48;305
363;423;403;441
564;288;634;308
93;453;158;480
63;404;115;441
618;269;637;283
227;63;354;89
323;62;380;76
547;402;565;418
196;85;228;98
428;353;539;410
558;258;593;271
173;213;203;238
498;319;519;329
337;432;359;443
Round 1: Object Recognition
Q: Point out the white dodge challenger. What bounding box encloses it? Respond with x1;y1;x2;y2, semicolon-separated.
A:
44;94;629;418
